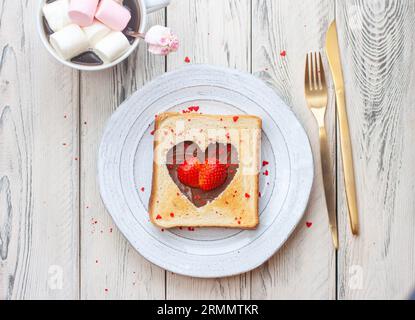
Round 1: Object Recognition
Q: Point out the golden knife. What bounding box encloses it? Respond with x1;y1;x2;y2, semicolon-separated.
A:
325;21;359;235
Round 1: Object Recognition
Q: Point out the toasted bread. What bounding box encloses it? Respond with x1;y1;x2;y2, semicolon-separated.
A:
149;112;262;229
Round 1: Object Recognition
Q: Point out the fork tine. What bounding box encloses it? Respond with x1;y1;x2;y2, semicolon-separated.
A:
315;52;321;90
311;52;316;90
309;52;314;90
313;52;320;91
318;52;326;88
305;53;308;84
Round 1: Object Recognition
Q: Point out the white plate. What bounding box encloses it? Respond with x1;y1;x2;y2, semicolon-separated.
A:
98;65;314;278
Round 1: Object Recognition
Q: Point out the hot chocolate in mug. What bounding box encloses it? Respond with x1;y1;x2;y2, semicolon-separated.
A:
37;0;171;71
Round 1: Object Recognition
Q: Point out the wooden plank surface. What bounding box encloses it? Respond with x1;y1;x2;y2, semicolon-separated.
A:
79;11;166;300
336;0;415;300
0;0;79;299
166;0;251;300
250;0;336;299
1;0;415;300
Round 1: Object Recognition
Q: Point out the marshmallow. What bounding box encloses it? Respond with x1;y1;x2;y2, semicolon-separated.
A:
95;0;131;31
50;24;89;60
94;32;130;62
68;0;99;27
42;0;71;32
83;20;111;47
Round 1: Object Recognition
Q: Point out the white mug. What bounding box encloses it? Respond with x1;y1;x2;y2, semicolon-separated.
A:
37;0;171;71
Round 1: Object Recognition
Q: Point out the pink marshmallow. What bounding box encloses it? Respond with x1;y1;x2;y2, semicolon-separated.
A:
95;0;131;32
69;0;99;27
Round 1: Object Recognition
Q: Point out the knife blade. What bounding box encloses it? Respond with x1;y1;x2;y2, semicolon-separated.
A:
325;21;359;235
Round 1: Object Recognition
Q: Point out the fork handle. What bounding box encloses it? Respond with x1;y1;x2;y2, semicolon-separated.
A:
319;126;339;249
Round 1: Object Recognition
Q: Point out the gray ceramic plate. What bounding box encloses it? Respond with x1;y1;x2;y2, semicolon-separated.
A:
98;65;314;278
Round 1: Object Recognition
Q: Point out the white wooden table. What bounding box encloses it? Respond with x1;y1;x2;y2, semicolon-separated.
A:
1;0;415;300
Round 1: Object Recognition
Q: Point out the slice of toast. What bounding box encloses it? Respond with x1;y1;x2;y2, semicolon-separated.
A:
149;112;262;229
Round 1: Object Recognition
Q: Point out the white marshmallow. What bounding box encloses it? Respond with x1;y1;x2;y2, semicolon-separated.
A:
83;21;111;47
50;24;89;60
42;0;71;32
94;32;131;63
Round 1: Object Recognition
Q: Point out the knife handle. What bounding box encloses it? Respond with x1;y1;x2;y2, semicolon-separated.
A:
319;126;339;249
336;89;359;235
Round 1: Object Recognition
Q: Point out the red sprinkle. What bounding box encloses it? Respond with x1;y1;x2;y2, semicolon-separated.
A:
188;106;200;112
306;222;313;228
161;229;165;232
184;56;191;63
258;192;262;197
238;221;241;225
245;193;250;199
280;50;287;57
233;116;239;122
170;212;175;218
140;187;145;192
150;129;155;135
262;160;269;167
188;227;195;231
109;228;113;233
263;170;269;176
156;215;162;220
104;288;108;293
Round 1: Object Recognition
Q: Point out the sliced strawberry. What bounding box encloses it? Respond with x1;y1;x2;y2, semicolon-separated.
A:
177;156;200;188
199;158;228;191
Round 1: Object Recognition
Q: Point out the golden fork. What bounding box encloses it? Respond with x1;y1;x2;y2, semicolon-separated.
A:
305;52;339;249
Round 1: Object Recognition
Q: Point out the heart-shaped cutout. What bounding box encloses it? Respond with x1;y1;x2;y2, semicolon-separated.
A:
166;141;239;208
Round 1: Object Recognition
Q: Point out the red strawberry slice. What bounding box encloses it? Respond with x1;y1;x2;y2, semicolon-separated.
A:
198;158;228;191
177;157;200;188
